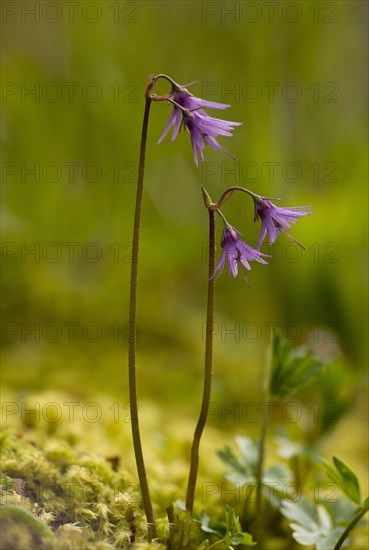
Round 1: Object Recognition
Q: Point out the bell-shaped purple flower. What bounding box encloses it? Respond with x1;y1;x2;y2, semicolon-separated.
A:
212;225;268;282
254;197;311;249
158;83;241;169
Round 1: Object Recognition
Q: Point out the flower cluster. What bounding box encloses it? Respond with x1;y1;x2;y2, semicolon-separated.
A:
211;192;311;281
149;74;311;283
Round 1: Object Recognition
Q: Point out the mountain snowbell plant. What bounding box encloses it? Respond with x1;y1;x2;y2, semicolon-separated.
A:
128;74;310;542
128;74;241;540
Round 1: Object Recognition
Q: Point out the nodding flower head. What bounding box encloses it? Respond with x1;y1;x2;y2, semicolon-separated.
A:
157;80;241;169
212;225;269;284
253;197;312;249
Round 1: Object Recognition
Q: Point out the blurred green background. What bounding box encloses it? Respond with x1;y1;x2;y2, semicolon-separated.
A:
1;0;368;489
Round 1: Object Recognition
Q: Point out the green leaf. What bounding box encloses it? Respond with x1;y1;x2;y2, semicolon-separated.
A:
225;505;235;532
224;506;256;547
281;496;318;529
328;499;357;524
280;498;345;549
269;334;324;398
332;456;361;505
361;497;369;512
230;532;256;546
316;528;347;550
175;499;186;512
219;437;293;509
198;513;219;535
224;470;255;487
218;438;257;490
195;507;256;549
275;434;306;460
217;446;248;475
230;532;246;544
235;436;259;470
262;464;294;507
275;431;320;463
263;464;293;485
324;456;362;505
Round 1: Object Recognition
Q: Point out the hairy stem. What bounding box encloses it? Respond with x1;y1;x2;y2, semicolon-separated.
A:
128;97;157;541
185;209;216;515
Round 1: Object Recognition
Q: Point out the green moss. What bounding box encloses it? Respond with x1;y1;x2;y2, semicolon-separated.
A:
0;433;151;548
1;385;367;549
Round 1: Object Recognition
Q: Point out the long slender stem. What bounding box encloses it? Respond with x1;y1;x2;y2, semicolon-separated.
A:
185;209;216;515
253;399;268;548
333;505;368;550
253;346;272;548
128;97;157;541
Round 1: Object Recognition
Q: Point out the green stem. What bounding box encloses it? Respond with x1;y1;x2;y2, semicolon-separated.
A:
333;505;368;550
253;400;268;548
185;209;216;515
291;455;301;490
253;347;272;548
128;97;157;541
206;539;226;550
166;504;175;550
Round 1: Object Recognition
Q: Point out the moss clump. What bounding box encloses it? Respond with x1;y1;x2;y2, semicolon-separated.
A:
0;432;162;549
0;504;53;549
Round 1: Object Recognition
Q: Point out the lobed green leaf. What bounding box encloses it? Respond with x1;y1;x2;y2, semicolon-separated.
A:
269;334;324;398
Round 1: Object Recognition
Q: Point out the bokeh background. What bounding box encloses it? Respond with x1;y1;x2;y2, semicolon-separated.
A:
1;0;368;521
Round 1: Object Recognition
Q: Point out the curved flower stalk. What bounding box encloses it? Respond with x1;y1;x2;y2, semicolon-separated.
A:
184;185;311;525
152;74;241;168
184;187;264;525
128;82;157;541
185;190;216;523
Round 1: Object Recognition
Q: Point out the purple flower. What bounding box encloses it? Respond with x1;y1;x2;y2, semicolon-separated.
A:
158;83;241;169
254;198;311;249
212;225;268;282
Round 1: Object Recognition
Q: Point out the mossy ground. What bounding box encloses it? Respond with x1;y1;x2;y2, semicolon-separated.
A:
1;386;368;549
0;389;225;549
